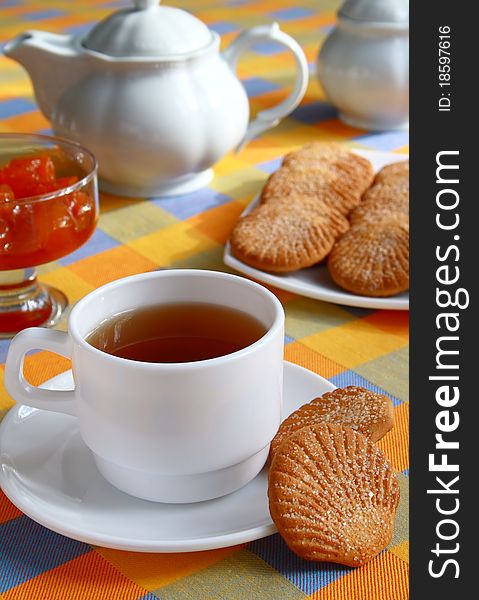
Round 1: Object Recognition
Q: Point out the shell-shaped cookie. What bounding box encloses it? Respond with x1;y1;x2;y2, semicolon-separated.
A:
230;201;349;272
328;220;409;296
270;386;394;458
268;423;400;567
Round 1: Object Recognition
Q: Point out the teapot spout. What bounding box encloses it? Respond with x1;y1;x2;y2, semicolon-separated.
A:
3;31;87;121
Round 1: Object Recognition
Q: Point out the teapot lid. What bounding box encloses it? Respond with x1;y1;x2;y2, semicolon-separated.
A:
84;0;214;58
339;0;409;24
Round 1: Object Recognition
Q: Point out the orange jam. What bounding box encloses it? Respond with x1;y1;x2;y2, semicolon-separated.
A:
0;153;97;269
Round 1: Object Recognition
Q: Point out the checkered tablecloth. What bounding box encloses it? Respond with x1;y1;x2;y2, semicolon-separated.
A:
0;1;409;598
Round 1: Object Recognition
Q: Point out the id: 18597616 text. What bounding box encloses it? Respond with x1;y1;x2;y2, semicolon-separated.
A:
438;25;452;112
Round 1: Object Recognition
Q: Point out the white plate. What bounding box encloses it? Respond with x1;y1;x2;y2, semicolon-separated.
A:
224;150;409;311
0;361;334;552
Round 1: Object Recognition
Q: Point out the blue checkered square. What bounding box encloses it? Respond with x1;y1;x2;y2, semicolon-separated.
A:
355;130;409;151
291;101;338;124
22;9;65;21
0;517;90;594
251;41;285;55
0;340;9;364
59;228;119;266
209;21;239;34
270;7;315;21
329;370;403;406
0;98;37;119
256;157;282;174
153;188;231;220
248;534;350;594
243;77;280;97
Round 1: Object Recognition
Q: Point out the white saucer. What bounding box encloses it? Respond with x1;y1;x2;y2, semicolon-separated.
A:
224;150;409;311
0;361;334;552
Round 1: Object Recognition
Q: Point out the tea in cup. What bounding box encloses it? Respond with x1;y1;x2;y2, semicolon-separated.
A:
5;269;284;503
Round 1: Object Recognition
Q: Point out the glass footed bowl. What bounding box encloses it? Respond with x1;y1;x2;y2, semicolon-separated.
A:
0;133;98;338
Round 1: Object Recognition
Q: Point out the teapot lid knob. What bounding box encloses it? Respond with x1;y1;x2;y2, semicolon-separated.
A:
134;0;159;9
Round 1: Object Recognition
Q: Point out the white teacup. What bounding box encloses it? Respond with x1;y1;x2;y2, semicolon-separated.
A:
5;270;284;503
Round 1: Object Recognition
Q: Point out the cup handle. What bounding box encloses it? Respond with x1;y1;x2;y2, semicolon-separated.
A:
5;328;75;416
223;22;309;151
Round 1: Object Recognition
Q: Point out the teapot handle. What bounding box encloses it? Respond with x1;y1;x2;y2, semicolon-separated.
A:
223;23;308;152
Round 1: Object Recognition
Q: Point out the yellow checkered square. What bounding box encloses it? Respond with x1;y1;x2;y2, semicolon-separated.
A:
285;296;356;339
300;318;407;369
128;220;219;266
99;201;177;244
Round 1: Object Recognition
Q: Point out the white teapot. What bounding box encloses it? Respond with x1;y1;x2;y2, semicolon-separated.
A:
4;0;308;197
